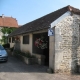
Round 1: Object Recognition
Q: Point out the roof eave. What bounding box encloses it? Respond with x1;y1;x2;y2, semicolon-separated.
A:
8;27;49;37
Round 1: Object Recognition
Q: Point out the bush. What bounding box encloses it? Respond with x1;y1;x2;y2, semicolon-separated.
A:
14;50;36;58
2;43;10;48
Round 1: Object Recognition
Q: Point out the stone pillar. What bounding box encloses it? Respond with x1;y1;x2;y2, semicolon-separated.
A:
49;28;55;71
54;14;80;74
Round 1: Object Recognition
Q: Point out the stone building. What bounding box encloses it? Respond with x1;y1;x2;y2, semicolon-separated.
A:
8;5;80;74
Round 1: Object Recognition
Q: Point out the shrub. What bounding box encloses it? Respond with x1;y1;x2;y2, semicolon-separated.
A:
14;50;36;58
2;43;10;48
14;50;22;55
25;53;35;58
25;53;31;58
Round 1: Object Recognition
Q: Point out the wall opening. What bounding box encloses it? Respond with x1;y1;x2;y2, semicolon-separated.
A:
33;32;49;66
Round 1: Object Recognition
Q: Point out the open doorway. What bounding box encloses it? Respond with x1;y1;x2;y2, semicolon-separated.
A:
43;36;49;66
33;32;49;66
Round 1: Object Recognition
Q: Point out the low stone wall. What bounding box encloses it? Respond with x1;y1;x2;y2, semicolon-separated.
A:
14;54;37;65
31;54;45;65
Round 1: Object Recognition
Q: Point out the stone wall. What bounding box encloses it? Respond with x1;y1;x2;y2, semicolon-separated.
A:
55;14;80;73
49;33;55;70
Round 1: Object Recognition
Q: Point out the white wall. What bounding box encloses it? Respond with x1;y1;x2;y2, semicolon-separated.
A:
9;37;15;48
20;33;33;54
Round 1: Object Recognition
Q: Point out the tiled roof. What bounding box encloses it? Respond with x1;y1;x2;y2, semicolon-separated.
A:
9;5;80;37
0;16;18;28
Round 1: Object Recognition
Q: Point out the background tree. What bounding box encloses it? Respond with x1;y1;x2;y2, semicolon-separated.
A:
0;27;16;44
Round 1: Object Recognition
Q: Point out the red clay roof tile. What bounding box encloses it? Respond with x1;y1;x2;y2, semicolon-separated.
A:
0;16;18;28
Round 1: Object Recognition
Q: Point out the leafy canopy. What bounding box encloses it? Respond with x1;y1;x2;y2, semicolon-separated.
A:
1;27;16;34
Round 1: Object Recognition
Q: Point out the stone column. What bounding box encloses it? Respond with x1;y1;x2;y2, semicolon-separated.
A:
49;28;55;71
54;14;80;74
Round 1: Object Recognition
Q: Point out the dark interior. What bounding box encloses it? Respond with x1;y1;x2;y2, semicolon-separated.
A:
33;32;49;66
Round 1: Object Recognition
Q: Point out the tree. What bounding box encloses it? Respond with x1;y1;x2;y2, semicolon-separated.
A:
1;27;16;34
0;27;16;44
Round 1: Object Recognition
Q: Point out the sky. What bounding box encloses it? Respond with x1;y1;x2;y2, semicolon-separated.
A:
0;0;80;25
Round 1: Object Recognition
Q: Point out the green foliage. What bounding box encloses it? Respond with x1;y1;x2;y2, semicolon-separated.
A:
0;27;16;44
1;27;16;34
1;36;6;43
14;50;36;58
2;43;10;48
